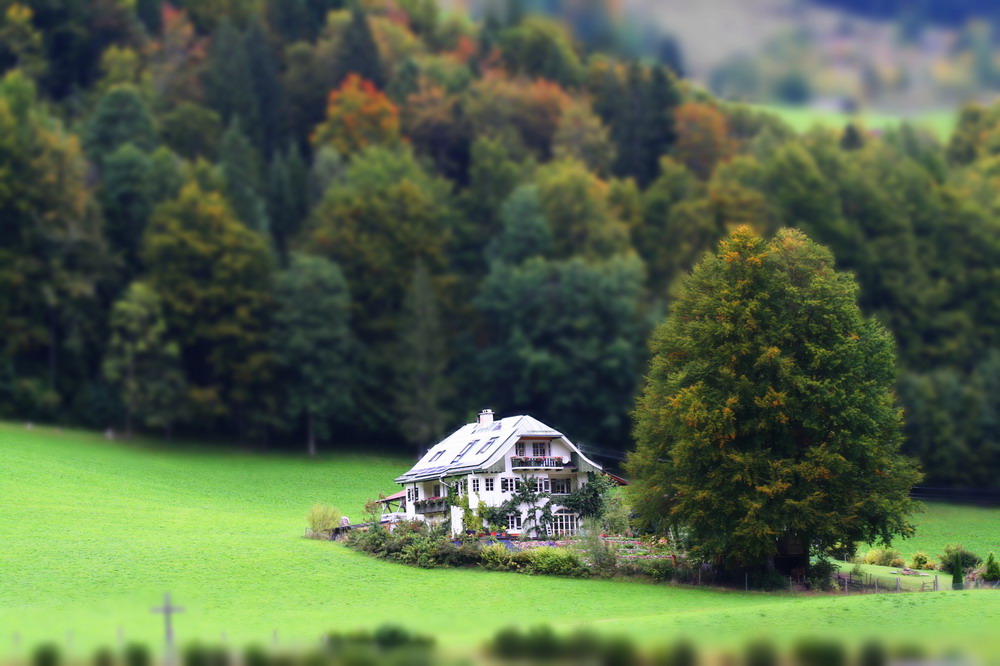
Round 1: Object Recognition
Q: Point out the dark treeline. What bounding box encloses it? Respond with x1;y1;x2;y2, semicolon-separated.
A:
1;0;999;487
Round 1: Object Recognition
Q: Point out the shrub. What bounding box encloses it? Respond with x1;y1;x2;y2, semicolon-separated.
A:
653;639;698;666
523;546;588;577
793;639;847;666
938;544;981;573
576;519;617;577
862;547;903;567
123;644;150;666
93;647;115;666
857;641;887;666
306;504;342;534
748;570;789;591
638;558;675;583
480;543;518;571
807;556;838;591
983;552;1000;582
745;640;779;666
909;551;933;570
32;644;61;666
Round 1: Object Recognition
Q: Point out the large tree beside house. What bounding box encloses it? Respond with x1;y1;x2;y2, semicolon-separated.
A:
627;227;921;574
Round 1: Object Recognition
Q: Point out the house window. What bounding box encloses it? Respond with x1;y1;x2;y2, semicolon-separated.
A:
484;478;494;492
433;484;441;498
551;478;571;495
452;441;476;463
501;478;521;493
551;510;578;535
477;437;499;454
532;441;548;457
428;450;444;462
507;513;522;530
472;478;480;493
515;441;525;456
407;487;419;502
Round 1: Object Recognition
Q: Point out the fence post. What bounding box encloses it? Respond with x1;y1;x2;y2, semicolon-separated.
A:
934;575;939;591
874;577;878;593
896;577;901;592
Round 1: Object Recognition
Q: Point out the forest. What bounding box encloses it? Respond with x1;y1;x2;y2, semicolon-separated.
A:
1;0;999;488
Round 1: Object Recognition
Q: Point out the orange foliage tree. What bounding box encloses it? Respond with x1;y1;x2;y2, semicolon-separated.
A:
464;73;571;158
672;101;734;180
311;73;401;156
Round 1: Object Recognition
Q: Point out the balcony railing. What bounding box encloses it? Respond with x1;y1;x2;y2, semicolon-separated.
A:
511;456;566;469
413;498;448;514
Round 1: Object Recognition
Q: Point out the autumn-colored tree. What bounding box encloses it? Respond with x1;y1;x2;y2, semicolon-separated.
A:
149;5;206;108
534;158;632;260
553;99;616;175
627;227;921;571
0;71;109;419
0;4;47;81
143;182;275;437
672;101;734;179
464;73;571;158
401;80;470;182
312;73;401;156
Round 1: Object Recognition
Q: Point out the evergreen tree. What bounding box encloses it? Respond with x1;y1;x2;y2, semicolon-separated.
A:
273;253;353;455
100;143;154;283
395;261;451;454
331;6;385;89
85;85;157;163
103;282;185;437
627;227;922;570
202;20;258;139
243;19;284;157
486;185;553;265
219;118;269;233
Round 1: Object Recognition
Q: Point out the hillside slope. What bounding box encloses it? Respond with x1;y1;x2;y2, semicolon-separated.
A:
2;423;998;659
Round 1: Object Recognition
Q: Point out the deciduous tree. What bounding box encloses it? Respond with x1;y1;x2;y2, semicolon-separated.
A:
627;227;921;571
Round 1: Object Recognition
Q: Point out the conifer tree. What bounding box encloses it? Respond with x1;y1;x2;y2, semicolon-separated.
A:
395;261;451;454
273;253;353;455
331;6;385;89
85;85;157;162
202;20;258;137
220;118;269;233
243;19;283;157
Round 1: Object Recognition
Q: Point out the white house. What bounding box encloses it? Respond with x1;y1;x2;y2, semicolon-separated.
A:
393;409;604;536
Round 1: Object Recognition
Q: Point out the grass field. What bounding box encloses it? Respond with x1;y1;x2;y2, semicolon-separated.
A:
753;104;958;142
2;423;999;662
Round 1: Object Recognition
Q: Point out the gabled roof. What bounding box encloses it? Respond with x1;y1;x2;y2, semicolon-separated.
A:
394;414;601;484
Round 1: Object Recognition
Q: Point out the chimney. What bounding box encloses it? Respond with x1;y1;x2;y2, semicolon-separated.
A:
477;408;494;425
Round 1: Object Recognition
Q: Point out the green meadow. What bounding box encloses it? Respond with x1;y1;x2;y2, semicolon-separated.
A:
754;104;958;141
2;423;999;661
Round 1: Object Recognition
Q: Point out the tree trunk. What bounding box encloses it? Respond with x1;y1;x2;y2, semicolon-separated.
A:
308;412;316;457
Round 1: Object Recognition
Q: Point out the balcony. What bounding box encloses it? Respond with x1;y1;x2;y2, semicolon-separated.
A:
413;497;448;514
510;456;566;470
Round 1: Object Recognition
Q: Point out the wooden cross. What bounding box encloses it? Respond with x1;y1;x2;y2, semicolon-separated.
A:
151;593;184;666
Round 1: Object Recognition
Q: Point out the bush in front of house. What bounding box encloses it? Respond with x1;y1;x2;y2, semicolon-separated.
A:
522;546;588;577
306;503;342;536
862;547;904;567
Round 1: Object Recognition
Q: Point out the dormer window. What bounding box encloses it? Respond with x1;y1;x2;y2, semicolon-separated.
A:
515;442;525;456
452;441;476;463
532;441;548;457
